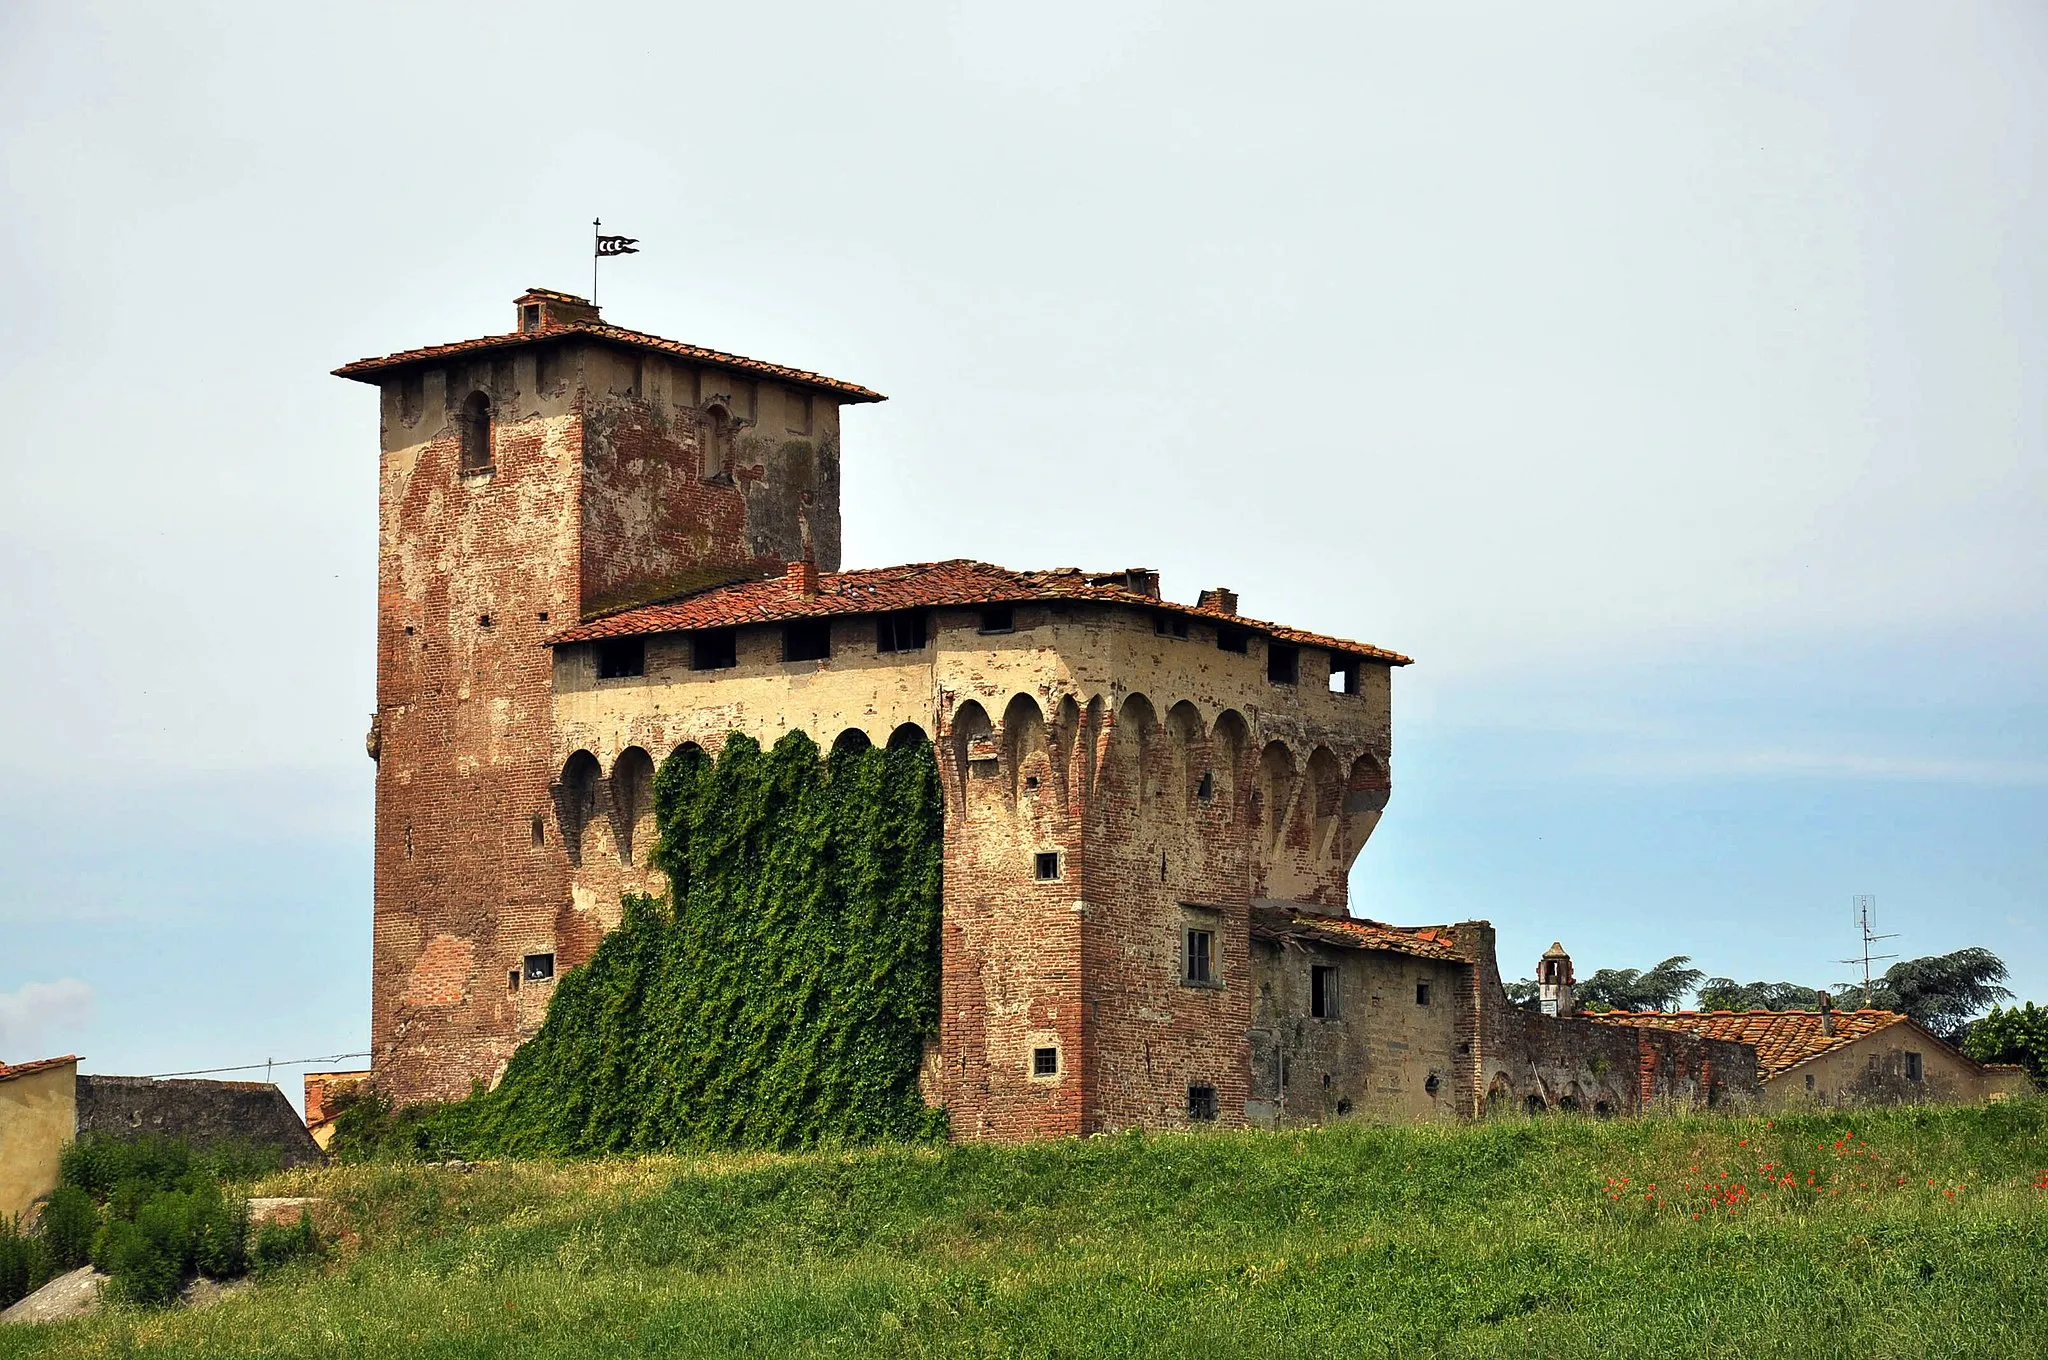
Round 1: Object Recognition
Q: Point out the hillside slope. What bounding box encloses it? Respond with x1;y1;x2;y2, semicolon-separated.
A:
3;1103;2045;1359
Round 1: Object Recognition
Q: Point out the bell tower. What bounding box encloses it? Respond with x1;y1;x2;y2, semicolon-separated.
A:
336;290;883;1101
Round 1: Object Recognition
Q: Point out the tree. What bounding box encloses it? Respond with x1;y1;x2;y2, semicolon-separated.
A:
1835;947;2012;1040
1502;978;1541;1012
1695;979;1821;1012
1577;956;1703;1013
1961;1002;2048;1087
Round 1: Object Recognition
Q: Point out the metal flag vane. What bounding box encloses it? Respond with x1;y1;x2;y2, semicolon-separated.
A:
592;218;640;304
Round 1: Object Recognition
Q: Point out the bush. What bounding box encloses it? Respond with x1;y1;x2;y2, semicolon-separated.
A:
251;1214;320;1275
38;1186;98;1271
0;1215;52;1310
1964;1002;2048;1086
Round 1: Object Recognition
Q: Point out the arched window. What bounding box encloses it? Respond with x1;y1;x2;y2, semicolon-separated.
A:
701;403;733;481
459;391;493;474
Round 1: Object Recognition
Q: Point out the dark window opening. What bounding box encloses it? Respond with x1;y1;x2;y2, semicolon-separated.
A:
701;403;733;481
978;605;1014;634
537;611;549;623
1215;625;1249;655
1906;1052;1923;1082
596;637;646;679
1415;981;1431;1007
1153;612;1189;639
1023;774;1040;792
1032;1047;1059;1077
459;391;493;474
1035;851;1060;881
1526;1094;1547;1115
1185;927;1215;985
1196;770;1214;802
1187;1084;1218;1122
508;968;521;991
523;952;555;982
1330;655;1362;695
1805;1074;1816;1091
783;619;831;663
478;614;491;628
531;815;545;847
1311;965;1340;1019
1267;644;1299;685
1594;1100;1613;1117
1336;1097;1353;1115
1426;1073;1442;1097
876;611;928;653
691;628;737;671
521;304;541;332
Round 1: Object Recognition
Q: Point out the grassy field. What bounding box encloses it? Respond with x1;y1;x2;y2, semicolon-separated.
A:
3;1101;2044;1359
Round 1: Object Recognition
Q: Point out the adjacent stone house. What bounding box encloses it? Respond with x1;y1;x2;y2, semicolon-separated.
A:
1590;1007;2031;1109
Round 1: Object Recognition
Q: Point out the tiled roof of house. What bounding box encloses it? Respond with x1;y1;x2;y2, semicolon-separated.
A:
1586;1009;1915;1079
333;320;885;403
0;1054;78;1085
548;559;1413;664
1251;904;1466;961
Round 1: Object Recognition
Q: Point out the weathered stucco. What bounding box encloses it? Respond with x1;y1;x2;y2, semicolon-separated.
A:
0;1060;76;1224
1768;1026;2032;1109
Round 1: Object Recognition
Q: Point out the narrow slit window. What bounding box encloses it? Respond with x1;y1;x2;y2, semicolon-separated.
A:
596;637;646;679
1184;927;1215;985
1032;1047;1059;1077
783;619;832;663
1196;770;1214;802
1415;981;1431;1007
459;391;493;474
691;628;737;671
1906;1052;1923;1082
1311;965;1339;1019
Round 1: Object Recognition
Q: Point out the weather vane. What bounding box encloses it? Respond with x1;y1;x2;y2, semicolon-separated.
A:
592;218;640;304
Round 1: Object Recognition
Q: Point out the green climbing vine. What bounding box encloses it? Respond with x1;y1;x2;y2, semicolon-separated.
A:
399;730;945;1156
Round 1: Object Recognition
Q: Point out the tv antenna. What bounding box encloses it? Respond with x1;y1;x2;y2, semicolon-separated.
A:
1838;894;1897;1004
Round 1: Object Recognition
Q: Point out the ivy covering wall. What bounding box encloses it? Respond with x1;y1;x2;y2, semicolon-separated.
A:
414;730;946;1155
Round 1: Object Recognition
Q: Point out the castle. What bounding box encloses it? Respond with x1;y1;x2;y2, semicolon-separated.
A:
335;288;1760;1139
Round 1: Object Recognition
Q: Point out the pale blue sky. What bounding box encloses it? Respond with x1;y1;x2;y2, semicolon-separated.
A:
2;2;2042;1100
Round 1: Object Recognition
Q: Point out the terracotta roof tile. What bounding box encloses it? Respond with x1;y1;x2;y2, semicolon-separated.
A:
548;559;1412;665
1251;904;1465;961
333;319;884;403
0;1054;78;1085
1586;1009;1917;1079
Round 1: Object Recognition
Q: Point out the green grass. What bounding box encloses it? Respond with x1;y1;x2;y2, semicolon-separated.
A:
4;1102;2046;1359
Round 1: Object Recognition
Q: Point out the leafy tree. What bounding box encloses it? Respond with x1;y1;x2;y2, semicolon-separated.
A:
1501;978;1541;1012
1962;1002;2048;1087
1577;956;1703;1012
1835;947;2012;1039
1695;979;1821;1012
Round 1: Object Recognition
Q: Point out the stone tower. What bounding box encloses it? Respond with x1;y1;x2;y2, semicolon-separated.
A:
1538;942;1575;1017
335;289;883;1101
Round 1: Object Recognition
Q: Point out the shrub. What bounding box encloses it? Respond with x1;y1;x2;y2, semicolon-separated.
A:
37;1186;98;1271
0;1215;52;1310
1964;1003;2048;1087
251;1214;320;1275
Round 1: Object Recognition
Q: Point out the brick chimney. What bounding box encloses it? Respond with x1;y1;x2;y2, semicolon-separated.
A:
514;288;602;333
1817;990;1835;1037
1196;587;1238;615
786;559;819;597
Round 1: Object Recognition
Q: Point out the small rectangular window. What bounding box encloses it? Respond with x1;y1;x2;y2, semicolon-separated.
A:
523;952;555;982
783;619;831;662
1330;655;1361;695
1035;851;1060;881
1187;1084;1218;1121
1906;1052;1923;1082
979;605;1014;634
1267;644;1299;685
876;611;927;653
1415;981;1431;1007
1153;612;1189;638
1185;927;1215;985
1311;965;1340;1019
596;638;645;679
1215;626;1249;655
1032;1047;1059;1077
691;628;737;671
521;304;541;332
